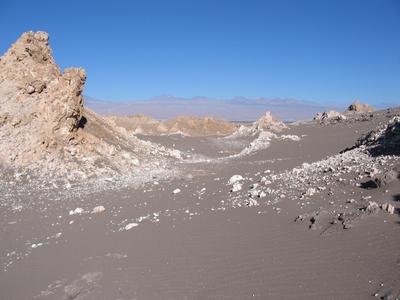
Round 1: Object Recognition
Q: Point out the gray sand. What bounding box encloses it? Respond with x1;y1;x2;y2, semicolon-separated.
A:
1;109;400;300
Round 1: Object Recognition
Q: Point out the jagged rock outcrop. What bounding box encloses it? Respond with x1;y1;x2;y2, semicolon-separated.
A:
226;111;287;138
0;31;179;180
0;31;87;166
251;111;287;132
313;110;346;124
347;100;374;113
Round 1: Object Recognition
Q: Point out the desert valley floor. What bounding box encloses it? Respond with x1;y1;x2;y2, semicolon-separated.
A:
1;108;400;300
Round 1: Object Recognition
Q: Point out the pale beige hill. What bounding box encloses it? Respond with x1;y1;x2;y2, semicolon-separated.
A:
108;114;161;135
109;114;159;130
0;31;179;180
162;115;237;136
108;114;237;136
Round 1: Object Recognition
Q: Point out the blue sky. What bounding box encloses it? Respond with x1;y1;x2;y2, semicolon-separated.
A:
0;0;399;106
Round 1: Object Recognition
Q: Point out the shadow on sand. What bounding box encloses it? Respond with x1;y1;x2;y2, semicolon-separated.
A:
364;120;400;157
393;194;400;202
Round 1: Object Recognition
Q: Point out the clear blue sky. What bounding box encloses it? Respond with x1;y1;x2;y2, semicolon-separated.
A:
0;0;399;106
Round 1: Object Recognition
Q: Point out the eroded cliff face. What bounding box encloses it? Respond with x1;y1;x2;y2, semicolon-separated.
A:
0;32;179;180
0;31;87;166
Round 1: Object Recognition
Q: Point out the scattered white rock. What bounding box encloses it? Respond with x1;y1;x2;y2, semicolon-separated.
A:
172;188;181;194
228;175;244;185
231;182;243;192
69;208;84;215
259;191;267;198
244;198;259;207
124;223;138;230
250;183;259;189
31;243;43;249
304;188;316;196
248;189;260;197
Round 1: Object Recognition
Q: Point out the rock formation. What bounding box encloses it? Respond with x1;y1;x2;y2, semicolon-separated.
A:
0;31;86;166
347;100;374;113
313;110;346;124
251;111;287;132
0;31;179;180
226;111;287;138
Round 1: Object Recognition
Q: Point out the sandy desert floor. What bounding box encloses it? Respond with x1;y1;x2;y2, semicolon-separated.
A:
1;109;400;300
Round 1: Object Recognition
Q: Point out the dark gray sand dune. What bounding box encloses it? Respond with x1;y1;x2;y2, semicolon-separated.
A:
1;109;400;300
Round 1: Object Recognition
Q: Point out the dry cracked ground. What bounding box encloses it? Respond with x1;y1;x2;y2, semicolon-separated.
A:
1;108;400;300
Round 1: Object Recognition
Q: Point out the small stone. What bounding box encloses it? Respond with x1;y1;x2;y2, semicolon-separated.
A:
26;85;35;94
125;223;138;230
294;215;304;222
172;188;181;194
228;175;244;185
92;206;105;214
343;223;352;229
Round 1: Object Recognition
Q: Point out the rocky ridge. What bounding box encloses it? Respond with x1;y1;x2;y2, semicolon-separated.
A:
108;114;237;136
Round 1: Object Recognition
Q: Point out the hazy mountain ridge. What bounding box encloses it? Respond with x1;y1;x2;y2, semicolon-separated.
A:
85;95;341;121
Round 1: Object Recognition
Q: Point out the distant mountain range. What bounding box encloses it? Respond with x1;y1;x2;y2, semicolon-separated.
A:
84;95;394;121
